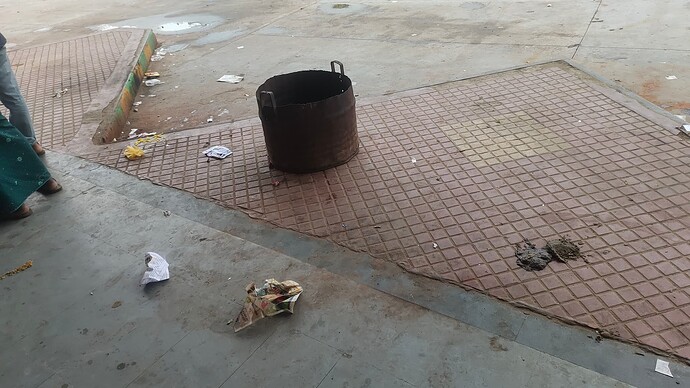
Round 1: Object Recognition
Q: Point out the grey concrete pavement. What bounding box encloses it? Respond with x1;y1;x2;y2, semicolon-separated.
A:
1;0;687;139
1;151;687;387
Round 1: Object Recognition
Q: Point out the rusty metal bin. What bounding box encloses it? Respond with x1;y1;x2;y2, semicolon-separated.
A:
256;61;359;173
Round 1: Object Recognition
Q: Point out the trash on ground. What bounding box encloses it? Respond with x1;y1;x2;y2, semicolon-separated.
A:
144;71;160;79
655;359;673;377
128;128;139;137
133;101;142;106
124;145;145;160
515;240;552;271
53;88;69;98
272;180;281;187
134;134;164;147
207;116;214;123
237;46;244;49
217;74;244;84
432;242;439;249
665;75;677;80
516;236;584;271
203;145;232;159
163;210;171;217
677;124;690;135
140;252;170;286
231;279;303;332
129;131;157;140
219;108;230;116
144;79;163;87
411;158;417;164
0;260;33;280
545;237;582;262
150;48;166;62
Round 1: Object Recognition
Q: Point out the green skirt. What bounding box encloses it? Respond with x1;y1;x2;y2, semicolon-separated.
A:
0;113;51;215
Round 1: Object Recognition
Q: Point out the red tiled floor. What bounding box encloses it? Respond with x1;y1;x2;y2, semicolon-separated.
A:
87;62;690;359
2;31;132;148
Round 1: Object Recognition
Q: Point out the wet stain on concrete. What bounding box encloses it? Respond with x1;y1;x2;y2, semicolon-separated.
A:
489;336;509;351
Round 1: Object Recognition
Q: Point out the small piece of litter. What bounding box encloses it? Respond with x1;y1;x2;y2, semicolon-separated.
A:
272;180;281;187
217;74;244;84
123;145;145;160
677;124;690;134
231;279;303;332
133;101;142;106
207;116;214;123
655;359;673;377
547;3;552;7
665;75;678;80
141;252;170;286
432;242;439;249
163;210;171;217
411;158;417;164
144;79;162;87
237;46;244;49
0;260;33;280
203;146;233;159
128;128;139;137
130;132;158;140
144;72;160;79
111;300;122;308
53;88;69;98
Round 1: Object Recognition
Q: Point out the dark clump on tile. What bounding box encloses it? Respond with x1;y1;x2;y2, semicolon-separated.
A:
515;240;552;271
545;236;582;262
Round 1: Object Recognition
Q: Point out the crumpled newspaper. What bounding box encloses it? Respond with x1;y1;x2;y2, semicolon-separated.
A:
233;279;303;332
203;146;233;159
140;252;170;285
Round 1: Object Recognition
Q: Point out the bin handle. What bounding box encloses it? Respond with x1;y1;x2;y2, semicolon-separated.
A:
330;60;345;75
259;91;277;113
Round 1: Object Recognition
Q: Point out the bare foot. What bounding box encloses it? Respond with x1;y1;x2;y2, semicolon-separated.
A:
32;142;45;156
7;203;32;220
37;178;62;195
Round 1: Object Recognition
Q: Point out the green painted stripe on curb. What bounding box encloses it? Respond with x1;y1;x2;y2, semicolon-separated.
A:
95;30;157;144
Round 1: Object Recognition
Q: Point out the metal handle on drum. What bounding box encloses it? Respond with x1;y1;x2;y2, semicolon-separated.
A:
330;60;345;75
259;91;277;114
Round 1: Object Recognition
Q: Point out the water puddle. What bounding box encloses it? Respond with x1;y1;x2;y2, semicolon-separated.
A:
89;13;224;35
192;28;246;46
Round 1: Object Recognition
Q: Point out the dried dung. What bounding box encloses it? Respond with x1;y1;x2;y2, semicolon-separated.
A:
515;240;552;271
545;237;582;262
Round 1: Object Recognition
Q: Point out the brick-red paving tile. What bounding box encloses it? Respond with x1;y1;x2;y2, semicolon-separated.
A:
3;31;132;148
87;64;690;359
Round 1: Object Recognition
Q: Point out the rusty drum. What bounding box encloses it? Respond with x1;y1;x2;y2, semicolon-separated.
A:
256;61;359;173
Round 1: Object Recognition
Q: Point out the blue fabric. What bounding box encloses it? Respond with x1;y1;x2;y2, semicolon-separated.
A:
0;46;36;144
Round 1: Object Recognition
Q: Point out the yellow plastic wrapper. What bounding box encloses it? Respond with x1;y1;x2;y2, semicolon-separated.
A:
124;145;145;160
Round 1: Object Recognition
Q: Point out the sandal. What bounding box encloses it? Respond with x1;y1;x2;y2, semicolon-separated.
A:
6;203;32;220
37;178;62;195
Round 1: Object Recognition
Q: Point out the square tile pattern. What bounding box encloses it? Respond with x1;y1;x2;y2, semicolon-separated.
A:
2;31;131;148
86;65;690;360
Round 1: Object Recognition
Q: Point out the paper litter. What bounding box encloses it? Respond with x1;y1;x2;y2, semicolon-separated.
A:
144;79;163;87
655;359;673;377
140;252;170;285
217;74;244;84
232;279;303;332
203;146;232;159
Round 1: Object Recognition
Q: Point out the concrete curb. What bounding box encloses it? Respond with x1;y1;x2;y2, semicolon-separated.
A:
63;29;157;154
